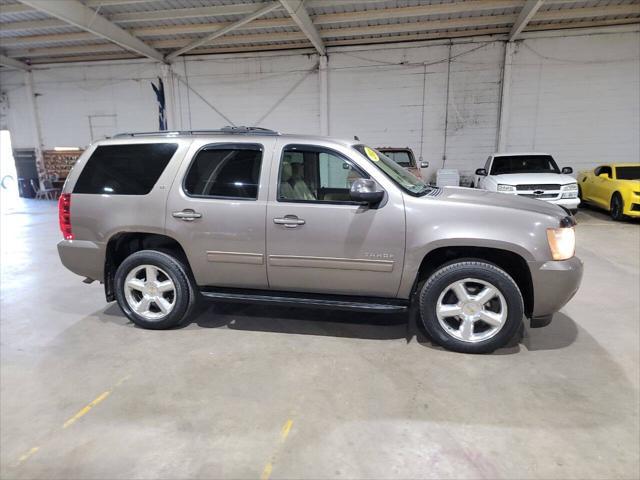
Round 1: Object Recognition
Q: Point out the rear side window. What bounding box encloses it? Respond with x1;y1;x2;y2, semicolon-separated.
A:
74;143;177;195
183;144;262;200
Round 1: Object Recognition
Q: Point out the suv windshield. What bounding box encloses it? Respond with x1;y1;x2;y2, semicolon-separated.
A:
491;155;560;175
616;166;640;180
379;150;412;168
354;145;431;195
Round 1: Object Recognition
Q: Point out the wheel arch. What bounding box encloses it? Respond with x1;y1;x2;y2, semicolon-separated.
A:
104;232;192;302
412;246;534;318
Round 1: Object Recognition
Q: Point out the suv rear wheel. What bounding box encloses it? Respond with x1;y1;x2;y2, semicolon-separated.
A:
114;250;196;329
419;260;524;353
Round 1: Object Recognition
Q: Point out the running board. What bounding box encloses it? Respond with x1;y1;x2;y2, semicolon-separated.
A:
200;289;408;313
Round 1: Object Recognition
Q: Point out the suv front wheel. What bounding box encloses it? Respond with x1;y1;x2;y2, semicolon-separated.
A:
114;250;196;329
419;260;524;353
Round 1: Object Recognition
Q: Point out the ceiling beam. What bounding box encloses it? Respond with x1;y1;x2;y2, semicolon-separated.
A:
17;0;165;62
279;0;325;55
8;9;640;58
510;0;545;40
0;54;30;70
0;0;588;35
165;2;280;61
17;20;640;64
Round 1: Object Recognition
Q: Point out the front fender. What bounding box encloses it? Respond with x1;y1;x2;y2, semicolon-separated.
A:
397;236;536;299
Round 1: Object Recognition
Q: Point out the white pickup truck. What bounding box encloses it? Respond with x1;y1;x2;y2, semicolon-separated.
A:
473;153;580;213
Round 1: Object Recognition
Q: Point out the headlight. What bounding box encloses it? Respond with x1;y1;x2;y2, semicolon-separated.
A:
497;184;516;193
546;227;575;260
560;183;578;199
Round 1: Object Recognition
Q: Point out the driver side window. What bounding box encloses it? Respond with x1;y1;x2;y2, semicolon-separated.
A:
594;166;612;178
278;146;366;203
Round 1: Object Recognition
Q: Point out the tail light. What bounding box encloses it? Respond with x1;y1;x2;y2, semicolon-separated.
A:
58;193;74;240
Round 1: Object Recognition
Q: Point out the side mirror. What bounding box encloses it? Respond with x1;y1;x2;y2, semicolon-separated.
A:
598;173;609;179
475;168;487;176
420;161;429;168
562;167;573;174
350;178;384;205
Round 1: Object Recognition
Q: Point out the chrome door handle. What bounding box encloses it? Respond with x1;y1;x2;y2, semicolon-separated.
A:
172;209;202;221
273;215;305;228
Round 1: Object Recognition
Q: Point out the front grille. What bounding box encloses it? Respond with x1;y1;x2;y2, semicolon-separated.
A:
518;193;558;199
516;184;561;191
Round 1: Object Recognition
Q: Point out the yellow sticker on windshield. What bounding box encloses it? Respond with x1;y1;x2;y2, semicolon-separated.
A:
364;146;379;162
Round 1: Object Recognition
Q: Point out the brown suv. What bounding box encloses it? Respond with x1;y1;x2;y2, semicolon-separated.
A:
57;127;583;353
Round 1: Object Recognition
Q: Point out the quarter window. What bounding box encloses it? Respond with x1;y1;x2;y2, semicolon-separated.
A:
73;143;178;195
184;145;262;199
278;146;365;203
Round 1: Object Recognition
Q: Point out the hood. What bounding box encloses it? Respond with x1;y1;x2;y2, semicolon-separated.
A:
437;186;568;218
491;172;576;185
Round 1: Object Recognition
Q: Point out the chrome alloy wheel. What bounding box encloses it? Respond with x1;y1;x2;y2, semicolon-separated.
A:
436;278;507;343
124;265;176;321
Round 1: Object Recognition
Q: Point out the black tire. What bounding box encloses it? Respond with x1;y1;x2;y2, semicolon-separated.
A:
114;250;196;329
610;193;624;221
419;260;524;354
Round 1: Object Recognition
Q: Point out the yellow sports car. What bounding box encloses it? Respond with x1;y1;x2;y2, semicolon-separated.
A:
577;163;640;220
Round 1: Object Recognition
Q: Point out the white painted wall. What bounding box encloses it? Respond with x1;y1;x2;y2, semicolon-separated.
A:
0;28;638;181
504;32;640;172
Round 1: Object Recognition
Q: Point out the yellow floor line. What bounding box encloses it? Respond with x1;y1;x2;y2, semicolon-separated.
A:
14;446;40;467
261;418;295;480
260;462;273;480
280;419;293;440
62;391;110;429
14;374;131;468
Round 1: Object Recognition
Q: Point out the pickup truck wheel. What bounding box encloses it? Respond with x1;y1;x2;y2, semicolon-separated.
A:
419;260;524;354
114;250;194;329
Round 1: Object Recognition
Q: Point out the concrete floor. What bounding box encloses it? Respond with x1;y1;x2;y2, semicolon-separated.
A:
1;198;638;480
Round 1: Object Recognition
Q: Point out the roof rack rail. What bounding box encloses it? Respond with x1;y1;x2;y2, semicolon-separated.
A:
112;126;279;138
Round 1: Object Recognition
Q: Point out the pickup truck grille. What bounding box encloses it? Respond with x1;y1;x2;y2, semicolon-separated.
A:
515;184;560;191
518;193;558;199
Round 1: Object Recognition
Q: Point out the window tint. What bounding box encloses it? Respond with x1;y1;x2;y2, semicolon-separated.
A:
279;146;365;203
184;145;262;199
74;143;177;195
615;166;640;180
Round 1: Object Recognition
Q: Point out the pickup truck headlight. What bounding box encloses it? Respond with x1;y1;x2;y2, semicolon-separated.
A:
561;183;579;199
497;184;516;193
546;227;575;260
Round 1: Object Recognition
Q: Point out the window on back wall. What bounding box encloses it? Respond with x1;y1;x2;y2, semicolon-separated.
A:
183;145;263;200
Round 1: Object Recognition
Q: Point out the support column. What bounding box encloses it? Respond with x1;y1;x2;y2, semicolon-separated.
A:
497;41;515;152
319;55;329;136
161;64;178;131
24;70;46;187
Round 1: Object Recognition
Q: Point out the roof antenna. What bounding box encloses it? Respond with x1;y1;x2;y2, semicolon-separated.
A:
354;135;360;141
